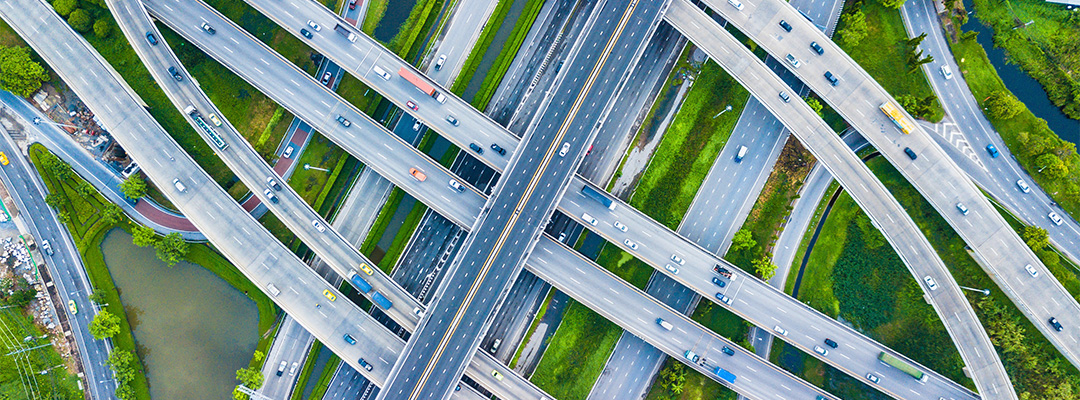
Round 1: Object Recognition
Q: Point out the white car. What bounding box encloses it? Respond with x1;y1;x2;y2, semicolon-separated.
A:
448;179;466;193
307;20;321;31
670;254;685;265
923;276;938;291
623;239;638;250
773;325;788;336
312;220;326;232
412;307;425;317
727;0;744;10
435;54;447;70
664;264;679;275
613;221;627;232
940;65;953;80
813;345;829;356
1024;264;1038;277
1016;179;1030;193
559;142;570;157
785;54;801;69
1049;211;1064;226
282;145;294;158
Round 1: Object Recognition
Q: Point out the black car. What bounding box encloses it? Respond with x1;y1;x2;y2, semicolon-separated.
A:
490;143;506;155
711;277;727;287
469;143;483;154
778;20;792;32
168;66;183;81
904;147;917;160
145;32;158;45
810;41;824;55
721;346;735;356
1049;317;1063;332
824;71;839;86
824;338;838;348
300;28;312;39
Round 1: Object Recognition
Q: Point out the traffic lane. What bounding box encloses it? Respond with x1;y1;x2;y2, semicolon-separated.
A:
240;0;517;170
526;236;835;400
558;178;978;400
109;0;427;328
425;0;499;86
666;1;1013;397
701;0;1078;371
145;0;486;227
5;0;403;384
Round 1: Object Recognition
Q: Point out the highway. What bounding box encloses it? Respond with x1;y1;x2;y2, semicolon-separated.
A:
663;0;1015;397
151;1;987;396
0;98;116;400
694;0;1080;377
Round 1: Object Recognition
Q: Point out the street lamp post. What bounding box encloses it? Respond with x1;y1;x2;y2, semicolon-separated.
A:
959;285;991;296
712;105;733;119
304;164;329;172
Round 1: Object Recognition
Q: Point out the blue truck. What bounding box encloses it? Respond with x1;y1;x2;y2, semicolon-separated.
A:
349;272;373;294
372;292;393;310
713;367;736;384
581;185;616;210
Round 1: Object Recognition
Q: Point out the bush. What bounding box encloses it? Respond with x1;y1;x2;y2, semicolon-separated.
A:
985;90;1023;119
53;0;78;16
93;18;110;38
0;45;51;97
67;8;92;32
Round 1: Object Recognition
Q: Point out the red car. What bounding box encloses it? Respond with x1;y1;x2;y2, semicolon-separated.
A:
349;0;356;9
406;100;418;111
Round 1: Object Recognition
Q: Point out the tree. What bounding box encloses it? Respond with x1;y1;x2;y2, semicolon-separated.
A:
102;202;124;224
804;96;824;118
93;18;111;38
752;255;778;280
119;175;147;199
45;192;65;210
107;350;138;400
0;45;50;97
57;211;71;224
76;180;94;197
235;366;264;389
88;290;107;304
68;8;93;32
53;0;79;16
839;10;868;47
985;90;1023;119
132;225;157;247
1035;153;1068;178
731;228;756;252
1021;226;1049;251
253;350;265;362
89;310;121;339
154;232;188;266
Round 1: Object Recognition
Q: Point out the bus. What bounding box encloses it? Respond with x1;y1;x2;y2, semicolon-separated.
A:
193;116;228;150
349;272;373;294
878;352;926;382
581;185;616;210
879;102;915;135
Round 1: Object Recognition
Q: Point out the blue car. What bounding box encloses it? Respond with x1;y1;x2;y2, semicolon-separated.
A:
986;144;999;158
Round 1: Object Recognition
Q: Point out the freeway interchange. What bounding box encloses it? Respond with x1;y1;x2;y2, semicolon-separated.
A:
1;0;1077;398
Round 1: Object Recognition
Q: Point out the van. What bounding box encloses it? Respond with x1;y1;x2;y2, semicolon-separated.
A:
581;213;598;226
266;283;281;297
684;350;699;363
277;361;287;376
172;178;187;192
42;240;54;256
940;65;953;80
372;65;392;81
435;54;446;70
656;318;673;330
183;105;197;115
734;146;748;162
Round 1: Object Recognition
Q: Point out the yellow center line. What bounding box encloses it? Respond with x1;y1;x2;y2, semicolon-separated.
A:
404;2;641;398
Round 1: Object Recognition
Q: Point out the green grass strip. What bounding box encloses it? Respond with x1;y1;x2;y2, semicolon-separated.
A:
449;0;515;95
470;0;546;110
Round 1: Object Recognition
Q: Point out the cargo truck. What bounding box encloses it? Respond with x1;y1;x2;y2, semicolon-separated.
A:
372;291;393;310
878;352;927;382
349;272;373;294
581;185;616;210
713;367;737;384
334;24;357;43
398;67;447;103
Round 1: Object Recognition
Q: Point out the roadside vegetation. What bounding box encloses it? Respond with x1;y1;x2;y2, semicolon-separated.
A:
969;0;1080;120
468;0;545;110
834;0;944;122
529;299;623;400
0;305;83;399
32;144;279;400
449;0;515;97
947;32;1080;228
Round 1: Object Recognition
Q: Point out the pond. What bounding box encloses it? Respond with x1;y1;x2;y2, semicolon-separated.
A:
961;1;1080;145
101;229;258;399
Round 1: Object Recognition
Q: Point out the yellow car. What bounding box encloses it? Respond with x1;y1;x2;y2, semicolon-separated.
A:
68;300;77;315
491;370;503;381
208;113;223;126
0;152;8;166
322;290;336;302
358;263;374;276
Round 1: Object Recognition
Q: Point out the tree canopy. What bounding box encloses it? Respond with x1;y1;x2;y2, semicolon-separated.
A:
89;310;121;339
119;175;147;199
0;45;50;97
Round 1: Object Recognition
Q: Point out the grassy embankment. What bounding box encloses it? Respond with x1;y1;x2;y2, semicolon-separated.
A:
948;33;1080;230
467;0;545;110
0;307;84;399
531;60;749;400
784;155;1080;398
30;145;279;400
835;0;944;122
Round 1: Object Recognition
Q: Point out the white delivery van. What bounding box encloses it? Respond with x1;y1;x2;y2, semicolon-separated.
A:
735;146;748;162
656;318;673;331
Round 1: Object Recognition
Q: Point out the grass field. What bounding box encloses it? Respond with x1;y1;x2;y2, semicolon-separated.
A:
449;0;516;96
629;62;750;230
0;308;83;400
835;1;943;122
529;301;623;400
469;0;546;110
